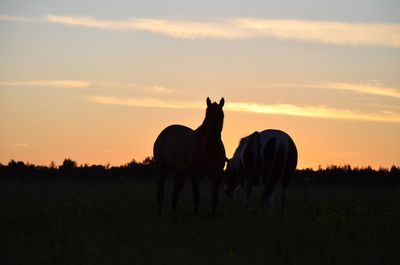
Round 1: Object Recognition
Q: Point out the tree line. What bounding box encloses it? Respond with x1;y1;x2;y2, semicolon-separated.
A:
296;164;400;187
1;158;399;187
0;158;154;183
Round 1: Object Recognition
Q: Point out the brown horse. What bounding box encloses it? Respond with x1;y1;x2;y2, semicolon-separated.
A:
153;97;226;215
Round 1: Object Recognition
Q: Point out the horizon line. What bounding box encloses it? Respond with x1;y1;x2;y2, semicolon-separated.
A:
2;157;399;171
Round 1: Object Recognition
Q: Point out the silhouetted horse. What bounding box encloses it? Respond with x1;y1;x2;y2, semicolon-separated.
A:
225;129;297;215
154;97;226;215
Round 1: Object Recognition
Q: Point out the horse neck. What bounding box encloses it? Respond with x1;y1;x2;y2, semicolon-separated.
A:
195;123;221;144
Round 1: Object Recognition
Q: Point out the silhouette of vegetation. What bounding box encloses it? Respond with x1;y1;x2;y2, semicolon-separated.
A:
0;158;399;187
0;157;155;183
2;170;400;264
1;159;399;264
295;165;400;187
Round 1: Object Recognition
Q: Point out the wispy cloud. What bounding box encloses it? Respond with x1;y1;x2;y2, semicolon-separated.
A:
47;15;400;48
225;101;400;123
45;15;400;48
87;95;201;109
0;80;183;95
236;18;400;48
261;81;400;100
2;14;400;48
0;80;91;89
316;82;400;99
143;85;181;95
2;142;31;148
45;15;249;39
86;95;400;123
0;15;40;23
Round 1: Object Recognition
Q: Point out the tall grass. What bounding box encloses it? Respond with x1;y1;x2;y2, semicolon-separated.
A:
1;178;399;265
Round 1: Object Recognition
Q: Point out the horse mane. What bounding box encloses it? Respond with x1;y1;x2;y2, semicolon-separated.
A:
239;131;259;146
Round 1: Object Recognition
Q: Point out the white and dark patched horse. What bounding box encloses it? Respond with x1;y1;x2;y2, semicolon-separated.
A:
154;97;226;215
225;129;298;215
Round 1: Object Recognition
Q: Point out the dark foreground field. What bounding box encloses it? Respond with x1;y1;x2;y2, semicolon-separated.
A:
1;178;400;265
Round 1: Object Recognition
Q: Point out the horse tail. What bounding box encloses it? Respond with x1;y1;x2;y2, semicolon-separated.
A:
272;138;288;187
281;137;298;189
260;137;288;205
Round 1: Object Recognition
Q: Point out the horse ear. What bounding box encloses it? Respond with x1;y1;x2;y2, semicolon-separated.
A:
219;97;225;107
206;97;212;106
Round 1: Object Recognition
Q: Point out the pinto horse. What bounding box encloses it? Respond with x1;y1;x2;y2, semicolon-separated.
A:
153;97;226;215
225;129;298;215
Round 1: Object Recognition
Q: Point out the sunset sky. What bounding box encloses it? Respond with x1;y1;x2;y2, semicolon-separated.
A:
1;0;399;169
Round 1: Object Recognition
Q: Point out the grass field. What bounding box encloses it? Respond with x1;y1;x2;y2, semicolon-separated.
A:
1;178;400;265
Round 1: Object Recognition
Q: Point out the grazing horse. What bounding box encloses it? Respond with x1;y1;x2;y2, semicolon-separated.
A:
225;129;298;215
153;97;226;215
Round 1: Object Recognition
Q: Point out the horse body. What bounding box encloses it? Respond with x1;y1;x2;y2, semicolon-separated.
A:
153;125;194;176
154;98;226;215
225;129;298;214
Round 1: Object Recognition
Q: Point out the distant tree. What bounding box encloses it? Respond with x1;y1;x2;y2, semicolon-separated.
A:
49;161;56;169
8;159;17;167
60;158;77;170
142;156;154;165
59;158;78;177
390;165;400;174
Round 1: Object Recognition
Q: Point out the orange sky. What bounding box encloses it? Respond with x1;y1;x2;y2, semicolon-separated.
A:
1;1;399;169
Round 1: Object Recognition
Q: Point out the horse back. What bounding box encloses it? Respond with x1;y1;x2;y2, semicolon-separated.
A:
240;132;261;184
153;124;194;175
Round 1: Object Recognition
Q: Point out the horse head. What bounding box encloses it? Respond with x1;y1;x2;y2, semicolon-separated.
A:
225;132;261;198
225;158;234;197
204;97;225;136
225;158;241;198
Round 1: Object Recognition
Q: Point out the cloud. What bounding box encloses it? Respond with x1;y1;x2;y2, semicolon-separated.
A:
0;15;40;23
2;14;400;48
261;81;400;100
0;80;91;89
86;95;400;123
45;15;249;39
316;82;400;99
225;102;400;123
2;142;31;148
236;18;400;48
86;95;202;109
143;85;181;95
44;15;400;48
0;80;183;96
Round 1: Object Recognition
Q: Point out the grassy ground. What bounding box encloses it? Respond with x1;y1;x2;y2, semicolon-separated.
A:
1;178;399;265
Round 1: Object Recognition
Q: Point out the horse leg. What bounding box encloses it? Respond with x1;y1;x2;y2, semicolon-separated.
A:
281;187;289;216
281;138;297;215
171;174;184;214
156;171;166;213
260;175;279;217
211;175;222;216
191;179;200;215
280;170;294;216
243;178;252;210
267;196;275;217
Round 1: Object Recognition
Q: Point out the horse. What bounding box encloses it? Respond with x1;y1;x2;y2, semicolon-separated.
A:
225;129;298;215
153;97;226;215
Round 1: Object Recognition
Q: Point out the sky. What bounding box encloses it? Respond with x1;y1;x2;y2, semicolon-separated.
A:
0;0;399;169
